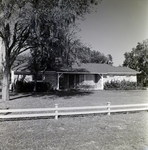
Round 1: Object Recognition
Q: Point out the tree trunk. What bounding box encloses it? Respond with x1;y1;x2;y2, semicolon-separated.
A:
2;66;10;101
33;79;37;92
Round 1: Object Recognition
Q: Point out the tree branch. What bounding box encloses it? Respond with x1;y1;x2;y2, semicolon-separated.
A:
9;23;18;52
0;31;4;39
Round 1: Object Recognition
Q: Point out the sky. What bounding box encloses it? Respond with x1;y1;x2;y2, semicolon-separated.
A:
77;0;148;66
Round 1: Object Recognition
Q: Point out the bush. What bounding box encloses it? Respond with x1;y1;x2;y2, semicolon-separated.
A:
104;80;137;90
36;82;52;92
13;81;34;92
13;81;52;92
104;80;120;90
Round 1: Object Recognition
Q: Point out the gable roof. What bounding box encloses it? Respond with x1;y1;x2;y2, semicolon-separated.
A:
59;63;140;75
13;62;140;75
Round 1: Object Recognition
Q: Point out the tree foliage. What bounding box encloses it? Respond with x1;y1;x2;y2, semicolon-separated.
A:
76;45;113;65
27;0;103;71
0;0;32;66
123;39;148;86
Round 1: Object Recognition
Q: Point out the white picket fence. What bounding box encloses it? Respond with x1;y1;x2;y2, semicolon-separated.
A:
0;102;148;120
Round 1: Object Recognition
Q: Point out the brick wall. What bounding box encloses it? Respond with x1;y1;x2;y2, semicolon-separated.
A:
44;72;57;90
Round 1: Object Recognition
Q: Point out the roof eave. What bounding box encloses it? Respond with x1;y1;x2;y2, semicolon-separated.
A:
108;72;140;75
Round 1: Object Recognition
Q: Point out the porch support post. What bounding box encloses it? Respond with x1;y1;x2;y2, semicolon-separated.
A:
67;74;69;88
101;74;104;90
57;73;59;90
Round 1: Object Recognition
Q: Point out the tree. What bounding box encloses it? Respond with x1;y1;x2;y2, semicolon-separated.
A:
106;54;113;65
0;0;33;101
75;45;113;65
123;39;148;86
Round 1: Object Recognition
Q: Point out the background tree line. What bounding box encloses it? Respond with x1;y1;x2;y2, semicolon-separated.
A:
75;45;113;65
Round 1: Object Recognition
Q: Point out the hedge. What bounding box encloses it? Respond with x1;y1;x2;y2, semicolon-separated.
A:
104;80;137;90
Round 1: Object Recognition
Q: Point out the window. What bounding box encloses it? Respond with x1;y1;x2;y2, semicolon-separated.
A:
79;74;84;83
85;74;94;81
95;74;98;83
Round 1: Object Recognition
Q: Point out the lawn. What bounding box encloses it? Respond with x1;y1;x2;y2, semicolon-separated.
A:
0;90;148;150
1;90;148;109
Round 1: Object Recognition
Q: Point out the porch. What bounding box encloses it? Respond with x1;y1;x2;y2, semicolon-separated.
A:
58;73;104;90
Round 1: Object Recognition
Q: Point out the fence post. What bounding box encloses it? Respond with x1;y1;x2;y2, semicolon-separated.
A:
55;104;58;120
107;102;111;115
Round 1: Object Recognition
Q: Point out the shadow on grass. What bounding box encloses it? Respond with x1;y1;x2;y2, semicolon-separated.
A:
4;89;93;101
0;113;104;122
10;93;33;100
32;89;93;99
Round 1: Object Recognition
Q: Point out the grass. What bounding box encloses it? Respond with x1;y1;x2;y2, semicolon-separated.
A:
0;112;148;150
0;90;148;150
1;90;148;109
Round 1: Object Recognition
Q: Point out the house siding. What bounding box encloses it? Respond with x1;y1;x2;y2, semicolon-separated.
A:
103;74;137;84
74;74;137;90
44;72;58;90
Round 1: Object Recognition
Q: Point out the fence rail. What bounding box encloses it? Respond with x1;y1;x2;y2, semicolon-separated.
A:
0;103;148;119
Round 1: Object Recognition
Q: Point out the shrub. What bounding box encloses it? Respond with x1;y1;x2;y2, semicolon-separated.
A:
104;80;120;90
13;81;34;92
104;80;137;90
36;82;52;92
13;81;52;92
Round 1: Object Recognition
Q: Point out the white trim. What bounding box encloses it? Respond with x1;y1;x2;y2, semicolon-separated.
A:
101;74;104;90
57;73;59;90
57;72;108;74
107;72;139;74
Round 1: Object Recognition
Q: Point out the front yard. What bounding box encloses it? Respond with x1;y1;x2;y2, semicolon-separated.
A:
1;90;148;109
0;90;148;150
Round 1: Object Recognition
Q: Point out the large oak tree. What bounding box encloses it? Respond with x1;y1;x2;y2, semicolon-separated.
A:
0;0;32;101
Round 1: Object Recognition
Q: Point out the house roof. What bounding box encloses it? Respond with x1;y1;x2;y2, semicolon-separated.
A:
13;62;139;75
59;63;140;75
12;62;31;75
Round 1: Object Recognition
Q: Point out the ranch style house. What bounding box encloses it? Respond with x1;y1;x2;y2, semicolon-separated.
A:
11;63;140;90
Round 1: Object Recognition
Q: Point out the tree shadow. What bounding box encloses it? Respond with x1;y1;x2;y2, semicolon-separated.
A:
9;93;33;100
32;89;93;98
8;89;93;101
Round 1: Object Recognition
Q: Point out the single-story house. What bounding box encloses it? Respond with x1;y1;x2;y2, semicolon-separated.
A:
11;63;140;90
